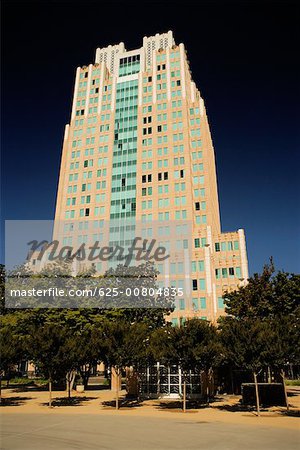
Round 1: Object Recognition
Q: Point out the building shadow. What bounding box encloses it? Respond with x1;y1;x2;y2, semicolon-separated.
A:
41;396;97;407
0;396;33;407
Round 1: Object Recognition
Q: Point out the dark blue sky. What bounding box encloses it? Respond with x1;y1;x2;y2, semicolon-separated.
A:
2;0;299;274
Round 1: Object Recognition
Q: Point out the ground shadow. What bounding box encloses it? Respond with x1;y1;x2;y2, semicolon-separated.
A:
278;409;300;417
214;401;277;413
10;385;49;393
287;391;299;397
0;396;33;407
102;398;143;409
84;385;110;391
41;396;97;407
155;399;211;411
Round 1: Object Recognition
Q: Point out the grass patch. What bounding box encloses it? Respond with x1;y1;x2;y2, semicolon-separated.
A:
285;379;300;386
8;377;48;387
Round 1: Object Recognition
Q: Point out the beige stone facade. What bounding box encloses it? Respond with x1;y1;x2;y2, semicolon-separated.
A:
53;31;249;324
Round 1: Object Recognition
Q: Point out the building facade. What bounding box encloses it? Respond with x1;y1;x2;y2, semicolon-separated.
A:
53;31;249;324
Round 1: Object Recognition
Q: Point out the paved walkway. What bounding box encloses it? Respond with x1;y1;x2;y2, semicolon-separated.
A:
1;412;300;450
1;387;299;449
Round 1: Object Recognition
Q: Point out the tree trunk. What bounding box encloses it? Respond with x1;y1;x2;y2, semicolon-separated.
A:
66;372;71;398
206;368;213;405
115;372;120;410
49;376;52;408
267;366;272;384
80;365;91;390
230;367;234;394
66;371;76;398
289;363;294;380
183;379;186;412
281;369;289;412
253;372;260;416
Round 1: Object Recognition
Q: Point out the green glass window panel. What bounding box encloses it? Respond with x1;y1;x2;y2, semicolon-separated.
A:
199;279;206;290
236;267;241;278
234;240;239;250
179;299;185;310
218;297;224;308
200;297;206;309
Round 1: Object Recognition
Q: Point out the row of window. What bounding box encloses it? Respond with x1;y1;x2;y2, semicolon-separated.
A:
68;168;107;182
215;241;239;252
215;267;242;279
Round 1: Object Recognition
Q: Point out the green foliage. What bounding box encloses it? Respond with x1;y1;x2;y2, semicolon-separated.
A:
26;322;71;381
219;317;281;372
220;260;300;373
150;319;222;375
0;314;25;378
223;261;300;321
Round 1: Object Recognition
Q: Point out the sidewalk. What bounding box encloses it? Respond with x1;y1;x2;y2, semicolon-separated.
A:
1;386;299;431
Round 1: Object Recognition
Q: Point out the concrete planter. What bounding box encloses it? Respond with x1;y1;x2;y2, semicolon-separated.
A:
76;384;84;393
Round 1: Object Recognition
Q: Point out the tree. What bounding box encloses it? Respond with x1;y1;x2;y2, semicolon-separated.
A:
219;317;281;416
150;319;222;411
224;261;300;321
265;316;300;410
100;261;175;326
0;264;5;314
190;320;223;404
26;322;71;407
101;320;131;410
221;261;300;411
0;314;25;401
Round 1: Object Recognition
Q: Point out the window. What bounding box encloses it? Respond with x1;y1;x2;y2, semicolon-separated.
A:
192;279;198;291
85;208;90;217
222;268;228;278
215;242;220;252
200;297;206;309
199;279;206;290
236;267;242;278
218;297;224;309
179;299;185;310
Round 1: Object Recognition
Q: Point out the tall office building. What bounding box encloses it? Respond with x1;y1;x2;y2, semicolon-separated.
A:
53;31;248;323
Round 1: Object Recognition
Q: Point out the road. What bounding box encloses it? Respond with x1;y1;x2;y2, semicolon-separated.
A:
1;413;299;450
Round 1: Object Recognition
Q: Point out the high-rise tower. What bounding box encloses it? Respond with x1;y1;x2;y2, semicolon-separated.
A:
53;31;249;323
